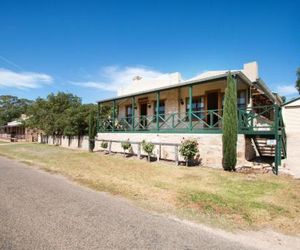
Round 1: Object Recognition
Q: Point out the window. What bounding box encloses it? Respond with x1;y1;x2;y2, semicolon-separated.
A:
125;105;132;124
186;96;205;120
237;90;246;109
154;100;165;121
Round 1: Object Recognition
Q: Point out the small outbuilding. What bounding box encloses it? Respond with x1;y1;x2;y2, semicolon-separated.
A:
282;96;300;177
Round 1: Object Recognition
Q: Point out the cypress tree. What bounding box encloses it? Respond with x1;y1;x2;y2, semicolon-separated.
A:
88;110;96;152
222;72;238;171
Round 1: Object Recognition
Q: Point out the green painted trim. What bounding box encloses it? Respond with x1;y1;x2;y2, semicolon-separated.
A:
112;100;116;132
156;91;160;131
274;105;279;175
97;129;223;134
132;97;135;131
189;85;192;131
282;96;300;106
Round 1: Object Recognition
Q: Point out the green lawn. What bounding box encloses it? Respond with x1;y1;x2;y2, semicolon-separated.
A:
0;143;299;234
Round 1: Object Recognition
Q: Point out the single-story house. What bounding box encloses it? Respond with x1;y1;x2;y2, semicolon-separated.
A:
96;62;286;173
0;115;39;142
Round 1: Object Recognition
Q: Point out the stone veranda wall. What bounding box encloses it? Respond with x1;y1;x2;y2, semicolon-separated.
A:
96;132;248;168
38;133;250;168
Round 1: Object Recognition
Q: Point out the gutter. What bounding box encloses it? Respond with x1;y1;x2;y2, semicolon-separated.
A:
282;96;300;106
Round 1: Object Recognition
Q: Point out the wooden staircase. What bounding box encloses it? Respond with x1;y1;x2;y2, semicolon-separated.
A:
252;136;284;158
242;105;287;175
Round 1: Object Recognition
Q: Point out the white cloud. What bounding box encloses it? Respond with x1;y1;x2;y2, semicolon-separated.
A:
71;66;169;92
276;84;298;96
0;68;53;89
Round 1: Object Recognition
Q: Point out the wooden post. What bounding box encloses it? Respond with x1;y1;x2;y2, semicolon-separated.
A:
109;141;112;154
157;144;161;162
132;97;135;131
175;145;179;165
112;100;116;132
189;85;193;131
137;143;141;159
274;105;279;175
156;91;160;131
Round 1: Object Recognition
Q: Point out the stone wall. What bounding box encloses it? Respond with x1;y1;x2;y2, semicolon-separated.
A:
38;133;249;168
96;132;247;168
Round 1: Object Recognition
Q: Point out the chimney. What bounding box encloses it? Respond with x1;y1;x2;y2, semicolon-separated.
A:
243;61;258;82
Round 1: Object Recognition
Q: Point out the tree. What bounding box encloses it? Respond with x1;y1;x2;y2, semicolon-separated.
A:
0;95;33;126
88;109;97;152
222;72;238;171
26;92;83;136
296;68;300;95
26;92;111;140
64;104;96;137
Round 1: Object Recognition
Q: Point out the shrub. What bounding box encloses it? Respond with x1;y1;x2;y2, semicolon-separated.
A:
101;141;108;149
121;140;131;156
179;139;199;166
142;140;155;162
88;110;96;152
222;72;238;171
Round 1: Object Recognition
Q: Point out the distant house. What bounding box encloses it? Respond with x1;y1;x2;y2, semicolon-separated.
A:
0;115;39;142
282;97;300;132
96;62;286;172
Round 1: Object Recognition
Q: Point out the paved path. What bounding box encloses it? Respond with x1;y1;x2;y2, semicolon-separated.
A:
0;157;265;249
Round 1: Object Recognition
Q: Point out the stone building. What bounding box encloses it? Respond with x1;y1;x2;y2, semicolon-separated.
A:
96;62;286;172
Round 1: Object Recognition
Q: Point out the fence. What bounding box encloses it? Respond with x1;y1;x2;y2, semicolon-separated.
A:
39;135;90;150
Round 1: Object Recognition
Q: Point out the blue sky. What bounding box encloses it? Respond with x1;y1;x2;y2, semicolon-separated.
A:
0;0;299;103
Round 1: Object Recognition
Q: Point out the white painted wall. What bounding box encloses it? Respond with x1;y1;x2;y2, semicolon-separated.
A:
283;99;300;132
282;99;300;177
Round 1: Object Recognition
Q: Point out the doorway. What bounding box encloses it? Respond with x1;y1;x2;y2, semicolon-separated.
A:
140;103;148;129
206;92;219;126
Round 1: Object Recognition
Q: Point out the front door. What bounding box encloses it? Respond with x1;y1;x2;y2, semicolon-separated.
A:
206;92;219;127
140;103;148;129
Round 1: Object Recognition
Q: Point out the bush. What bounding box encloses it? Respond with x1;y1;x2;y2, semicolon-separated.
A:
121;140;131;156
142;140;155;162
179;139;199;166
101;141;108;149
88;110;96;152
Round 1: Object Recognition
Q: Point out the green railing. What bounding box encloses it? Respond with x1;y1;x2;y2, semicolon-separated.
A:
98;105;280;134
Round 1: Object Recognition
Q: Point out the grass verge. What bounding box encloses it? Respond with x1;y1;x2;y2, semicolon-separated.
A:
0;143;299;234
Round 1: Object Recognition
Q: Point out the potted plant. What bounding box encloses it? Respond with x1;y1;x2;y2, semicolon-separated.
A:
179;139;199;166
121;140;131;157
101;141;108;153
142;140;155;162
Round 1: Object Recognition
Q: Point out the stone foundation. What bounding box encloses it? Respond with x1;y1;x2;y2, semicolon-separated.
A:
96;133;247;168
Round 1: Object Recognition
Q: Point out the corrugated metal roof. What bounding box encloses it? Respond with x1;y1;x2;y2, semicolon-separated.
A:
97;70;254;103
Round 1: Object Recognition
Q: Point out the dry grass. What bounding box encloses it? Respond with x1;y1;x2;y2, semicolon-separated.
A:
1;143;299;235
